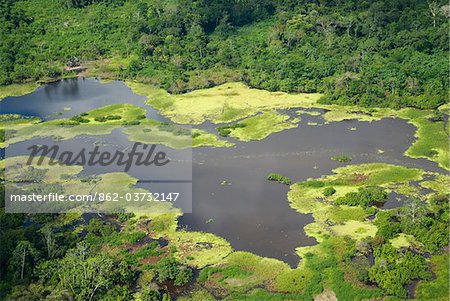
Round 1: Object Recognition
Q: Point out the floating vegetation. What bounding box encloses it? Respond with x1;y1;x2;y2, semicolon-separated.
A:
267;173;292;185
331;155;352;162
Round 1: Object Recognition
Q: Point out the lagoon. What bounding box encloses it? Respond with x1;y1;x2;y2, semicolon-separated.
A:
1;78;445;267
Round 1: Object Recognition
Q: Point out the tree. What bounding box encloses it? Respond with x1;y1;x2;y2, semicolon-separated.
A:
186;24;207;60
428;1;439;28
40;225;56;259
9;241;39;281
400;198;427;224
369;244;431;297
55;242;114;301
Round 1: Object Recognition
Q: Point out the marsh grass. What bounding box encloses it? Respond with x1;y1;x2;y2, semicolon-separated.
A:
126;81;321;124
0;82;39;101
199;251;290;294
220;111;297;141
126;80;448;169
399;108;449;170
3;103;229;149
415;254;449;300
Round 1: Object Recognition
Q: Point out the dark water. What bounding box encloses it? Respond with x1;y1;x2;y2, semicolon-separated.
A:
1;79;446;267
0;78;169;122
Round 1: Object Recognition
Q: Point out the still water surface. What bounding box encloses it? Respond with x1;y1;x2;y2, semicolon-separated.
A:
1;78;443;267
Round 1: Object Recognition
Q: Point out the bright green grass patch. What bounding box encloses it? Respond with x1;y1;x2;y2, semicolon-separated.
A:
273;268;315;293
332;163;423;186
200;252;290;294
126;81;175;109
3;123;117;148
331;220;377;240
327;206;370;223
149;215;233;269
0;82;39;101
165;230;233;269
0;114;41;126
72;103;146;124
398;108;449;170
220;111;298;141
148;212;180;234
389;233;418;249
126;81;322;124
415;253;449;301
192;129;234;148
224;252;290;280
224;289;309;301
320;106;397;123
146;211;232;269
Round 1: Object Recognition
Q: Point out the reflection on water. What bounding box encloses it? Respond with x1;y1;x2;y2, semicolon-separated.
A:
0;78;169;122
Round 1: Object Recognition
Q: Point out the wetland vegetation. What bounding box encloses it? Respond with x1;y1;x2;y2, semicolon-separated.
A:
1;0;449;300
1;77;449;301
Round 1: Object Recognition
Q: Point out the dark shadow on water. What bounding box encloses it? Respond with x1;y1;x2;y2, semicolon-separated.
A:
0;78;170;122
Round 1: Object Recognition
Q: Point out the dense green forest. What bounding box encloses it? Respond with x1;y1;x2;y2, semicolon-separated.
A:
1;0;449;108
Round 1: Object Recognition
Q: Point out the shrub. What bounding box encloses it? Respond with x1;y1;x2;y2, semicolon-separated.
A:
302;180;325;188
369;244;431;297
218;128;231;137
323;187;336;197
95;115;122;122
94;116;107;122
335;186;388;207
216;123;246;137
267;173;292;185
70;115;90;123
122;120;141;125
156;257;193;286
86;218;116;237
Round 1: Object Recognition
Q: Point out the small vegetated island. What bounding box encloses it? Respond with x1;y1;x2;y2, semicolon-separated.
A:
267;173;292;185
331;155;352;163
1;0;449;301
